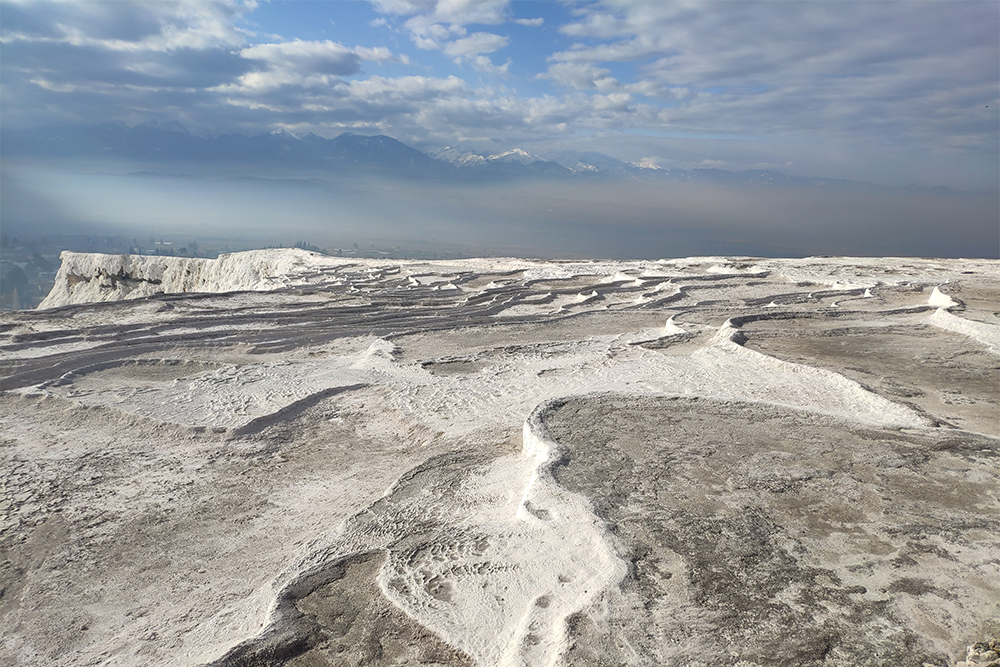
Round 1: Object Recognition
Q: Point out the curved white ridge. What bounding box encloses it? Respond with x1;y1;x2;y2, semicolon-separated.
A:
599;271;635;284
703;321;928;428
178;397;627;667
375;407;626;667
928;309;1000;355
664;316;686;336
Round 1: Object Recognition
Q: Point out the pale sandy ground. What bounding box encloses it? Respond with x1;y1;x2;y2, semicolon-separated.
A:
1;252;998;667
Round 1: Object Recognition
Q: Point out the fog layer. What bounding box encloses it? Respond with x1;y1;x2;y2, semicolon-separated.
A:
3;164;997;259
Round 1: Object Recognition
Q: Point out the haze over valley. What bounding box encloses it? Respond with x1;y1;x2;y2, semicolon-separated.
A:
3;122;997;285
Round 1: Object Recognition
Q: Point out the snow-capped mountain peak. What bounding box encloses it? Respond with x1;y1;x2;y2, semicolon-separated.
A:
431;146;543;167
269;128;299;139
486;148;540;164
432;147;488;167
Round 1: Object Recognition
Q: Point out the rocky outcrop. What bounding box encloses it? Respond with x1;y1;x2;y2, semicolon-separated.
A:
38;248;333;308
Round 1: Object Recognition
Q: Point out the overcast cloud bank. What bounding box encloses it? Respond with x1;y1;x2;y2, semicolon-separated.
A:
2;0;997;190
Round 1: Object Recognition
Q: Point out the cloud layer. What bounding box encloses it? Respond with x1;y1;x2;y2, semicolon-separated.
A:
1;0;997;188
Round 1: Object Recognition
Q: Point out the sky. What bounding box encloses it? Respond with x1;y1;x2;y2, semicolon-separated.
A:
2;0;998;191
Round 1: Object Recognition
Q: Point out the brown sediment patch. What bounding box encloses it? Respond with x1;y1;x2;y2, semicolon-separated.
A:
81;358;226;383
540;394;1000;667
742;321;1000;436
390;311;667;363
420;358;488;376
210;551;473;667
458;272;525;290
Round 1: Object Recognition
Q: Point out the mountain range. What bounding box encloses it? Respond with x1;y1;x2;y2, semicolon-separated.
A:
2;122;931;191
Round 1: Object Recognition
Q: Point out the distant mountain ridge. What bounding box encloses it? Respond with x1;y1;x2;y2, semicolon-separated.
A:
429;145;570;176
2;122;934;191
3;122;442;177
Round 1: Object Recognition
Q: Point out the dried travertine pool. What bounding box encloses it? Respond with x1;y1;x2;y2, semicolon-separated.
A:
1;251;998;667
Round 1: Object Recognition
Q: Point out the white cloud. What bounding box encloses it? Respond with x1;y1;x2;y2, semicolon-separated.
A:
559;6;630;39
514;18;543;27
471;55;510;75
541;62;618;92
546;0;1000;162
241;40;391;67
3;0;996;189
370;0;508;26
370;0;510;52
443;32;508;59
213;73;474;133
402;15;466;49
344;74;467;102
0;0;254;52
591;92;631;112
28;78;78;93
551;39;658;65
367;0;519;78
222;39;402;91
433;31;510;75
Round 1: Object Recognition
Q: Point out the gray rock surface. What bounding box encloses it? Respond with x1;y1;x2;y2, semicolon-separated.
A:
1;253;998;666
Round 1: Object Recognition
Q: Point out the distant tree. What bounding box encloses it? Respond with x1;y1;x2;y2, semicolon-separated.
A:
1;266;29;296
31;253;54;272
0;233;8;249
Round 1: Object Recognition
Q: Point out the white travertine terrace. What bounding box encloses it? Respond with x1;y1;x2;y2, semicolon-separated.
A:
2;251;998;667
